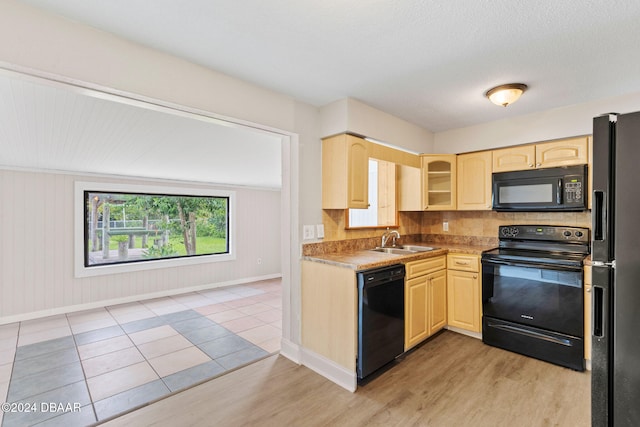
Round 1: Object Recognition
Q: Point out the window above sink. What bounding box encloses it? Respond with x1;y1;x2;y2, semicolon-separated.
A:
347;158;398;229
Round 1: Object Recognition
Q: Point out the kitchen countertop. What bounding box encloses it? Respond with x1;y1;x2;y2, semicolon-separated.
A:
302;242;496;271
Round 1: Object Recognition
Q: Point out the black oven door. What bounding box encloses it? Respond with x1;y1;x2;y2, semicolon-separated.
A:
482;258;583;337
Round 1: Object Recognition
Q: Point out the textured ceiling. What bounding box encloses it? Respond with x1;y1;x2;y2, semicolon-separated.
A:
17;0;640;132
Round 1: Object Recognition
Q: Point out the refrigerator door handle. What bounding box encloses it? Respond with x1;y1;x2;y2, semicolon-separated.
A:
593;285;607;338
593;190;606;241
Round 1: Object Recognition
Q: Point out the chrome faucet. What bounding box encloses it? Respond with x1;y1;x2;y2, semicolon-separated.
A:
381;229;401;248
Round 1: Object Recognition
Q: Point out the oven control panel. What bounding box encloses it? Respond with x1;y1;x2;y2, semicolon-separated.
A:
499;225;589;243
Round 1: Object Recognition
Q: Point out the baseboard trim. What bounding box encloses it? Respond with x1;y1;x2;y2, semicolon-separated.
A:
446;325;482;340
279;338;301;364
300;348;357;392
0;273;282;325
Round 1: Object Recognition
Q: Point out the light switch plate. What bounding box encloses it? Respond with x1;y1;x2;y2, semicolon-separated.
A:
303;225;315;240
443;221;449;232
316;224;325;238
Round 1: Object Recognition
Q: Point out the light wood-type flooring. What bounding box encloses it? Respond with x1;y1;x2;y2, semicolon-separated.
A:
102;331;591;426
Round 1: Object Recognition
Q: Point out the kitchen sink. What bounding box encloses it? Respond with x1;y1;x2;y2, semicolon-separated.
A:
396;245;439;252
370;247;417;255
369;245;439;255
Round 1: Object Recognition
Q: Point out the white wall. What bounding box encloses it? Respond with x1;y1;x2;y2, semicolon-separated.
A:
434;92;640;153
0;169;281;322
320;98;434;153
295;101;323;232
0;1;301;327
0;0;296;132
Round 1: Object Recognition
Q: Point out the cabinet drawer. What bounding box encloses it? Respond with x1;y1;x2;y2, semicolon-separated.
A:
447;254;479;272
406;256;446;278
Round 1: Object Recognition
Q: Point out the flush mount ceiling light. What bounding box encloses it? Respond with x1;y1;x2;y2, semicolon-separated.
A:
485;83;528;107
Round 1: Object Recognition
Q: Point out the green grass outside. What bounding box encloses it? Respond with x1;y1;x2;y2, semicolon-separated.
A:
105;235;227;255
167;236;227;255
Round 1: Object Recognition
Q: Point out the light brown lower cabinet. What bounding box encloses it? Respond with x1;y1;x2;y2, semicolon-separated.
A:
446;254;482;333
301;260;357;371
405;256;447;350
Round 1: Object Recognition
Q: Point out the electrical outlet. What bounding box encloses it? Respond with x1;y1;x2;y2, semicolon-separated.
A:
303;225;315;240
443;221;449;232
316;224;325;239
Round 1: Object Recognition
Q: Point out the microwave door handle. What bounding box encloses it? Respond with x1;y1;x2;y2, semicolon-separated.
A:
557;178;562;205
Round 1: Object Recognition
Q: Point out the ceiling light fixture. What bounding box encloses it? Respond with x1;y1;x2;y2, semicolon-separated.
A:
485;83;528;107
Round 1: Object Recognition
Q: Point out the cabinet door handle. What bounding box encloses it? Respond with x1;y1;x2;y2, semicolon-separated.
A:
455;260;470;265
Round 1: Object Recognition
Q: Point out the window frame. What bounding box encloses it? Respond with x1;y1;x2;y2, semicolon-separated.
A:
74;181;236;278
346;158;399;229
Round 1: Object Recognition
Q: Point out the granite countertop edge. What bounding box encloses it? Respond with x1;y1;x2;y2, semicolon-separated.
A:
302;243;497;271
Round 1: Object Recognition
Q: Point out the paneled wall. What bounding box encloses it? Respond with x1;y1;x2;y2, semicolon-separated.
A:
0;169;281;321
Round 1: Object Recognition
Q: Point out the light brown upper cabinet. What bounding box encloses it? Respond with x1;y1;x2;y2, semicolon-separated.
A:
375;159;397;226
397;164;421;211
422;155;457;211
492;136;589;172
492;145;535;172
457;151;492;210
322;134;369;209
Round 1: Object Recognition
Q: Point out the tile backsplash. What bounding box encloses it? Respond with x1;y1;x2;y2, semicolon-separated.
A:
321;209;591;242
424;210;592;237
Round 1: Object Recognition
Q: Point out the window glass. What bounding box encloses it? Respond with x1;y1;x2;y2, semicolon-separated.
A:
348;159;397;228
85;191;229;267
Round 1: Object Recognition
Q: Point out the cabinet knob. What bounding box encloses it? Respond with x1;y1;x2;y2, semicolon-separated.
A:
586;287;592;293
473;275;477;279
528;163;534;168
536;163;542;167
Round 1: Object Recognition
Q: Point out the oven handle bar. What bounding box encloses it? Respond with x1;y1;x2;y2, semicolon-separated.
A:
481;257;584;273
486;322;572;347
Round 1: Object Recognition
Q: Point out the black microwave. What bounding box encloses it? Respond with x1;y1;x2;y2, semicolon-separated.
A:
492;165;587;212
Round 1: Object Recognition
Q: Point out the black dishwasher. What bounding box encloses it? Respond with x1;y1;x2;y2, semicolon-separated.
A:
357;264;405;381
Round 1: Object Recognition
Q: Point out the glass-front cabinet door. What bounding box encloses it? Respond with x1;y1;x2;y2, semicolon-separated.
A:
421;154;457;210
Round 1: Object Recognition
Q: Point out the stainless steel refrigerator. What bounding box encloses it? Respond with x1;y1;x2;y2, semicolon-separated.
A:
592;111;640;426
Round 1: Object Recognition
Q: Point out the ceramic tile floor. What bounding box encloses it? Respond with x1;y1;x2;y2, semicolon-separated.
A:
0;278;281;426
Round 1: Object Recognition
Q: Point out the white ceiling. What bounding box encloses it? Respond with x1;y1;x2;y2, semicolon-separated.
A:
0;72;283;188
16;0;640;132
